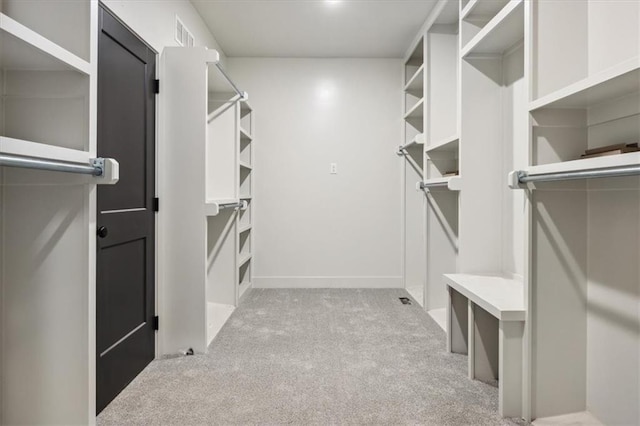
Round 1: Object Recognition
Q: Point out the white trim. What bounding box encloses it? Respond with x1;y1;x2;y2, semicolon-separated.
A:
253;276;404;289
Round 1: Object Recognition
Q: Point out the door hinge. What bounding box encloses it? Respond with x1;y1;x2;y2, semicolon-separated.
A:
153;197;159;212
153;316;159;330
153;79;160;94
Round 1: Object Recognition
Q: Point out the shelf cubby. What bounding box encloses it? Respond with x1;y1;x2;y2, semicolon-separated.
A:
207;96;238;201
461;0;523;58
532;0;639;101
240;133;252;167
238;199;252;230
238;252;252;269
530;79;639;170
404;37;424;83
239;166;251;199
530;58;639;112
1;13;91;153
240;100;253;137
238;261;251;300
0;12;91;74
404;63;424;94
404;97;425;120
460;0;511;47
206;212;238;346
238;228;251;257
426;135;459;154
1;1;91;63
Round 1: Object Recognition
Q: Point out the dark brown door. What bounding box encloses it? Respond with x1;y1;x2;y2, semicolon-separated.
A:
96;5;156;414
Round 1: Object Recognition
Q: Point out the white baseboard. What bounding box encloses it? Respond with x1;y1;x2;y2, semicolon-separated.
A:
253;276;403;289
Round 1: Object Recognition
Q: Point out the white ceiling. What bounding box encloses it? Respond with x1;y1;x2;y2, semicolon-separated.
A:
191;0;439;58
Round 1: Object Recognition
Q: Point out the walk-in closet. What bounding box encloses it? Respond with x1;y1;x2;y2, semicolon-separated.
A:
1;0;638;424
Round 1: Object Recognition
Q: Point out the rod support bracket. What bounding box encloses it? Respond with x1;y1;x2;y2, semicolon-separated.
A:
95;158;120;185
508;170;524;189
91;158;104;176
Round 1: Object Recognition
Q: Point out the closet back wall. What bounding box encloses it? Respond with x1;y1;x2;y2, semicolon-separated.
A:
228;58;403;288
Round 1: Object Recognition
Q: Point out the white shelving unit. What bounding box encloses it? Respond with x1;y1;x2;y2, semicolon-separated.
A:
237;100;254;302
453;0;527;416
515;1;640;424
159;46;255;354
403;0;526;419
422;0;460;327
0;0;117;423
402;32;427;308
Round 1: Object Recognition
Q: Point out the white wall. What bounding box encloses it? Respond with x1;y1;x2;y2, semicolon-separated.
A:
101;0;224;60
228;58;403;288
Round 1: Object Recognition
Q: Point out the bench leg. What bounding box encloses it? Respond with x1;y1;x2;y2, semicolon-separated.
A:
473;305;499;384
468;300;475;379
447;286;468;354
499;320;524;418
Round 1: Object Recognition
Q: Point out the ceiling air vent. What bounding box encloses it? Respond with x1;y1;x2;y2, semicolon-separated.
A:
175;16;195;47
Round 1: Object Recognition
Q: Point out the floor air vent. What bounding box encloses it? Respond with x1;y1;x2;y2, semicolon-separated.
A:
399;297;412;305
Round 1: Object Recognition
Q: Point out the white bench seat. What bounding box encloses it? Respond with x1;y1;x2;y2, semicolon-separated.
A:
444;273;525;418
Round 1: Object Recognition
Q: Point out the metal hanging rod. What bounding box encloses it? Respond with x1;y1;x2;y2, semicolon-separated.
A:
396;135;425;155
419;181;448;190
214;63;247;100
0;154;104;176
516;165;640;184
218;201;247;211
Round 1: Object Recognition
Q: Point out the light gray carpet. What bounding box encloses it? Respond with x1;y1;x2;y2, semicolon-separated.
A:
98;289;518;425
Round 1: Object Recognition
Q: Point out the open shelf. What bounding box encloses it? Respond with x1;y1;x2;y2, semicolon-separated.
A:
399;133;425;151
405;98;425;119
444;274;525;321
238;252;252;268
530;58;640;111
0;12;91;75
240;127;252;141
426;135;459;154
240;100;253;137
404;64;424;93
240;99;253;116
461;0;510;22
461;0;523;58
239;161;252;170
238;224;252;234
